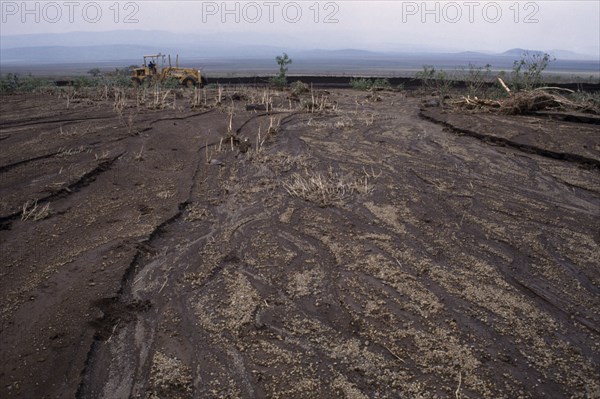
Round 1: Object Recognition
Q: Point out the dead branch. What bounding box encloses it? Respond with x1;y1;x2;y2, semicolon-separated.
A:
497;77;512;96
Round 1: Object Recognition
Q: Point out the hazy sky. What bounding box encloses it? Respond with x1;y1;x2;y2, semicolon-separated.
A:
1;1;599;55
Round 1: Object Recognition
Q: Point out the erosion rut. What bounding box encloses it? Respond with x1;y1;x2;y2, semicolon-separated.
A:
1;89;598;398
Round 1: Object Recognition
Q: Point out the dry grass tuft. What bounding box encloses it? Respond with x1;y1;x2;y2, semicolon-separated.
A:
148;351;193;398
56;145;90;158
454;88;600;115
283;168;375;206
184;204;209;222
21;200;51;221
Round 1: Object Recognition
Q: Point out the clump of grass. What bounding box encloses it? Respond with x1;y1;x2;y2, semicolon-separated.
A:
184;204;209;222
267;116;281;135
371;78;392;90
570;91;600;110
134;145;145;162
113;87;127;113
21;200;51;221
416;65;454;95
462;63;493;98
283;168;374;206
0;73;56;94
56;145;89;158
350;78;392;91
350;78;373;90
334;116;354;129
269;75;288;89
291;80;310;96
303;88;331;113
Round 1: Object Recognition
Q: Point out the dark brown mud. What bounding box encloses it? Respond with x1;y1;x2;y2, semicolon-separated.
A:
1;87;598;398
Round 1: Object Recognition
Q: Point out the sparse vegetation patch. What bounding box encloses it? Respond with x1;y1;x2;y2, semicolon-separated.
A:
283;168;374;206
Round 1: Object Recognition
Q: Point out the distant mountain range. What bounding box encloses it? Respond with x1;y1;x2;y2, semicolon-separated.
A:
1;30;598;75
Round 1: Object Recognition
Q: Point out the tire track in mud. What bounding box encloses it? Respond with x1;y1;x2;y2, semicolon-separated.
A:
145;108;217;127
419;109;600;169
76;109;239;397
4;90;599;398
284;100;598;396
0;100;228;398
0;151;60;174
77;101;510;396
76;108;311;397
0;153;123;228
0;114;119;129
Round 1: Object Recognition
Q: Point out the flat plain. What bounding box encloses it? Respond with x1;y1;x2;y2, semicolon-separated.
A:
1;84;599;398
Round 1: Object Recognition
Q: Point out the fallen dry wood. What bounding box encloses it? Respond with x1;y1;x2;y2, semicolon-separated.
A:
534;87;575;94
497;77;512;96
454;88;599;115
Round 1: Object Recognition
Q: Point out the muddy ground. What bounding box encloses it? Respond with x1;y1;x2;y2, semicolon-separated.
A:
0;86;599;398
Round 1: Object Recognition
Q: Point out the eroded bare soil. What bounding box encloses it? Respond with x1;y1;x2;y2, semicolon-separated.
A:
1;87;599;398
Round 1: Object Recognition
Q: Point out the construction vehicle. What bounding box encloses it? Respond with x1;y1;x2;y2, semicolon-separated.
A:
131;53;206;88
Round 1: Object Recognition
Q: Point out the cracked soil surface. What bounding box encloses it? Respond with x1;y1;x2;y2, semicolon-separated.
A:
1;87;599;398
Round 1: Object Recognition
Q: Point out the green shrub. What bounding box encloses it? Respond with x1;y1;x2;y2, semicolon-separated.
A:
415;65;454;96
350;78;392;91
271;53;292;88
415;65;436;90
291;80;309;95
511;52;554;91
87;68;101;77
570;91;600;110
350;78;372;90
161;77;181;89
463;63;492;97
0;73;20;93
1;74;55;93
269;75;288;88
372;78;391;90
73;76;97;89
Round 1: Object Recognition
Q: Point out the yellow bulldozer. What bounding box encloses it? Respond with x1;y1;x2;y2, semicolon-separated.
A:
131;53;206;88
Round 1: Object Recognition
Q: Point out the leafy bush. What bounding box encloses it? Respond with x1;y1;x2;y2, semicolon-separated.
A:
570;91;600;110
87;68;102;77
415;65;454;96
106;74;132;88
73;76;98;89
160;77;181;89
463;63;492;97
0;73;20;93
511;52;554;91
0;73;55;93
372;78;391;90
291;80;309;95
350;78;373;90
271;53;292;88
98;66;137;88
415;65;436;90
350;78;392;91
269;75;288;88
276;53;292;77
350;78;372;90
